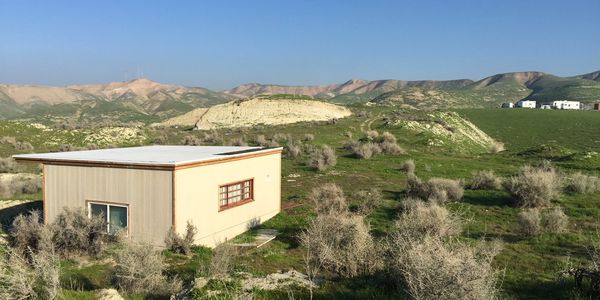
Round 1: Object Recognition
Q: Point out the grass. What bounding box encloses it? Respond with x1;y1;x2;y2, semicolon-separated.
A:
2;105;600;298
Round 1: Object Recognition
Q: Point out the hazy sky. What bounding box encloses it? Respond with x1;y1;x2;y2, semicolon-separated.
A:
1;0;599;90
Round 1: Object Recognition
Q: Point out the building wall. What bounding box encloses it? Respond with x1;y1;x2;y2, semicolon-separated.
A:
174;152;281;247
44;164;173;245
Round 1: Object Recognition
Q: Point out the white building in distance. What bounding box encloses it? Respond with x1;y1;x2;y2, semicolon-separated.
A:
516;100;536;108
552;100;581;110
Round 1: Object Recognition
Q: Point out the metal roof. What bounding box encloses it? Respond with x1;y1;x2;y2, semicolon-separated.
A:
13;145;281;167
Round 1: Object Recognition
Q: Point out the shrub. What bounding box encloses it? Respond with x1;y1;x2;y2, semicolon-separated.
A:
51;207;110;256
272;133;289;142
400;159;416;174
255;135;268;146
285;143;302;158
344;131;353;138
303;133;315;142
164;221;197;255
228;137;247;146
354;188;384;215
387;235;502;300
352;143;380;159
395;200;461;239
565;172;600;194
113;242;182;296
309;183;347;215
467;170;502;190
542;206;568;233
209;243;237;278
15;141;34;152
202;131;223;144
407;175;464;203
299;213;382;278
518;208;541;236
10;210;52;254
505;165;561;208
182;135;201;146
307;145;337;171
0;175;41;198
365;130;379;142
0;157;18;173
378;131;397;144
343;140;360;151
488;142;505;153
0;247;60;300
379;140;404;154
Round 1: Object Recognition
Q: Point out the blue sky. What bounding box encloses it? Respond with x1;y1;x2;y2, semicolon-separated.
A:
1;0;598;90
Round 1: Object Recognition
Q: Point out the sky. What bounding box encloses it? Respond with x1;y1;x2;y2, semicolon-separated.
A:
0;0;599;90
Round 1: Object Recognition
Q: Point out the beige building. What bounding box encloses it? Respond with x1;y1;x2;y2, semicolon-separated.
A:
14;146;282;247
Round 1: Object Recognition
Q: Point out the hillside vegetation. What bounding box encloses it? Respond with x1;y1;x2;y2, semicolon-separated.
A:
2;106;600;298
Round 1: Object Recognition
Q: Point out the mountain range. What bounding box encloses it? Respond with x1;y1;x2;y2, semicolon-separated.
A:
1;70;599;123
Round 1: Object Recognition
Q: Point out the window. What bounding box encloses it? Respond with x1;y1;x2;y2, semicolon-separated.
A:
88;202;128;234
219;179;253;211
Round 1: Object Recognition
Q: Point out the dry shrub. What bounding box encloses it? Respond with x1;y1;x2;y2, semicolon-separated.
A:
285;143;302;158
380;141;404;154
202;131;223;144
518;208;541;236
182;135;201;146
0;157;18;173
10;210;52;254
467;170;502;190
565;172;600;194
0;175;42;198
299;213;382;278
407;174;464;203
209;243;237;278
228;136;247;146
303;133;315;142
395;200;461;239
15;141;34;152
378;131;397;144
113;242;182;296
388;235;502;300
164;221;197;255
0;247;60;300
354;188;384;215
344;131;353;138
365;130;379;142
488;142;505;153
505;165;561;208
541;206;568;233
255;134;268;146
272;133;290;142
400;159;416;174
309;183;347;215
307;145;337;171
51;207;110;256
353;143;380;159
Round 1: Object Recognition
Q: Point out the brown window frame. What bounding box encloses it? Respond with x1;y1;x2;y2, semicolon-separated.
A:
219;178;254;211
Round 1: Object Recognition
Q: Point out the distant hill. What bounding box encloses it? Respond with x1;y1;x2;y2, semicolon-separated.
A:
156;96;352;129
371;71;600;108
224;79;473;104
0;79;234;123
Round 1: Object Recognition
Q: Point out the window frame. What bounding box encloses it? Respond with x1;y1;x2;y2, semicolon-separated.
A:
86;200;130;235
218;178;254;211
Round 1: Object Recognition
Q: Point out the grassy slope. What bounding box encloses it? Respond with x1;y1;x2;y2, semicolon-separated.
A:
2;107;600;298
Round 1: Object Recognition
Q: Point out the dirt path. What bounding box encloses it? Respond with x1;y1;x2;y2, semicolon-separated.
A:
360;112;382;132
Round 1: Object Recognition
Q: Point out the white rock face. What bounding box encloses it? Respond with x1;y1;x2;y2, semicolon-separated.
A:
157;98;352;129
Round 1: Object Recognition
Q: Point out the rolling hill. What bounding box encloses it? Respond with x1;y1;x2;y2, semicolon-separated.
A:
0;79;234;123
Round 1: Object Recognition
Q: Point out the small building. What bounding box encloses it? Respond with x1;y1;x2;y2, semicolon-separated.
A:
594;103;600;111
516;100;536;108
540;104;552;109
13;146;282;247
552;100;581;110
501;102;514;108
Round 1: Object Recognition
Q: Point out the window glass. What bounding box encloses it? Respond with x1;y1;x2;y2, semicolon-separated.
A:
219;179;253;210
90;203;108;219
109;206;128;234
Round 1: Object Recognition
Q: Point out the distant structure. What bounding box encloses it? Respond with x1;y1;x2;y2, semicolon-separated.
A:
594;103;600;111
540;104;552;109
516;100;536;108
552;100;581;110
501;102;514;108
